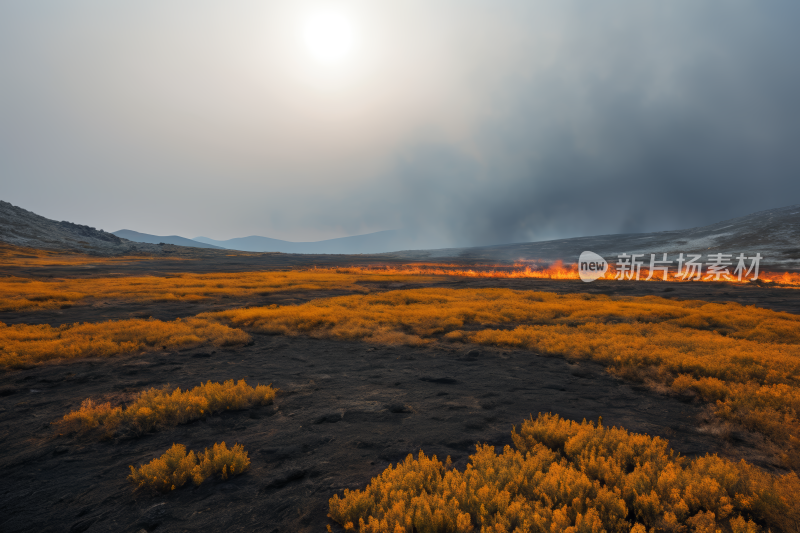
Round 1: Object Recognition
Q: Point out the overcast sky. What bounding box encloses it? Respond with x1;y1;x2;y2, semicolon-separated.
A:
2;1;799;247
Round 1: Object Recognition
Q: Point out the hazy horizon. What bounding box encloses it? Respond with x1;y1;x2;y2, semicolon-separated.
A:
3;1;800;248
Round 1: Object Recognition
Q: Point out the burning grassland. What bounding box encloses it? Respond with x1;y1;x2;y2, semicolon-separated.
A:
204;288;800;469
56;379;277;438
328;413;800;533
2;259;798;313
334;262;800;286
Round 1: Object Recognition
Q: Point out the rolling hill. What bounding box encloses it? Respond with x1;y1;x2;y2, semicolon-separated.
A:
112;230;224;250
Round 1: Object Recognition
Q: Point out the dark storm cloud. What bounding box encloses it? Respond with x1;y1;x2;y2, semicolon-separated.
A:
1;1;799;246
373;1;800;247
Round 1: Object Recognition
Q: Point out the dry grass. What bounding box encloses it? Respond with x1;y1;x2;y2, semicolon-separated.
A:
328;414;800;533
57;379;277;437
0;317;250;368
205;288;800;468
0;243;182;267
0;269;437;312
128;442;250;492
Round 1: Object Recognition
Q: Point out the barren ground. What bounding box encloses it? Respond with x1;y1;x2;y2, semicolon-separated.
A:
1;256;799;533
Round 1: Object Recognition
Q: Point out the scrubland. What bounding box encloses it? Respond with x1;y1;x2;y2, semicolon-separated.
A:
0;317;250;368
4;286;799;467
206;288;800;468
57;379;277;437
329;414;800;533
2;263;797;313
0;269;437;312
128;442;250;492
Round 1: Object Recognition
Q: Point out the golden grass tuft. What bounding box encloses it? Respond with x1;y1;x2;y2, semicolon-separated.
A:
0;317;250;368
57;379;277;437
0;269;438;312
204;288;800;468
128;442;250;492
328;414;800;533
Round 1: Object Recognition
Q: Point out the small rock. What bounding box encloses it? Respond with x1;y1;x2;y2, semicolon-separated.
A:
314;413;342;424
139;503;170;528
69;518;98;533
460;350;482;361
419;377;459;385
385;403;411;414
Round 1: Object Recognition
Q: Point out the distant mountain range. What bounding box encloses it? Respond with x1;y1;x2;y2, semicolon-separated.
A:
110;229;415;254
193;230;413;254
113;230;225;249
2;199;798;269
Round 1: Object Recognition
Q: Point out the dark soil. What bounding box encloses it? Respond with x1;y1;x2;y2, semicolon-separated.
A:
2;257;799;533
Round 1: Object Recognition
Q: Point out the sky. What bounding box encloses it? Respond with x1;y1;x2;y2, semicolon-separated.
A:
2;1;799;248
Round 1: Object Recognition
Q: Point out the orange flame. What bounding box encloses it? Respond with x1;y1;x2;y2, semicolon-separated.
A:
330;261;800;287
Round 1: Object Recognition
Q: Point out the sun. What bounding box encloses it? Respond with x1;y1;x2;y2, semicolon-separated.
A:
303;11;355;66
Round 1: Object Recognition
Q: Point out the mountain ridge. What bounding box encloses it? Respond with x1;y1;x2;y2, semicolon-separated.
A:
2;199;799;270
193;230;413;254
389;203;800;269
113;230;224;249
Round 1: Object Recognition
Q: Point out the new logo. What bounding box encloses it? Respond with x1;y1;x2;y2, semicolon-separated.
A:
579;251;608;282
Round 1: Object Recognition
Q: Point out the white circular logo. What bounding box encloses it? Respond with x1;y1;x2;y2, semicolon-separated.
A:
579;251;608;282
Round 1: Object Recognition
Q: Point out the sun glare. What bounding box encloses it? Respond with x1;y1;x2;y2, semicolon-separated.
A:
303;11;355;66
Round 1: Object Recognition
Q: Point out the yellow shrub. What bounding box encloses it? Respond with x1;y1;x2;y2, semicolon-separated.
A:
128;442;250;492
0;317;250;368
191;441;252;485
59;399;123;433
329;414;800;533
57;379;278;437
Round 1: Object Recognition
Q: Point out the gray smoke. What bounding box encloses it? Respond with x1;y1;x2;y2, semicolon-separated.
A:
1;1;799;247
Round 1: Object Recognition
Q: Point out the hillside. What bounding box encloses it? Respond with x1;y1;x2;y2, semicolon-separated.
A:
388;204;800;270
113;230;224;250
0;200;136;254
194;229;411;254
2;200;799;270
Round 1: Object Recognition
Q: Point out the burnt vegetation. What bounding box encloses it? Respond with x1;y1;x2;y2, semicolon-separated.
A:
1;251;799;532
